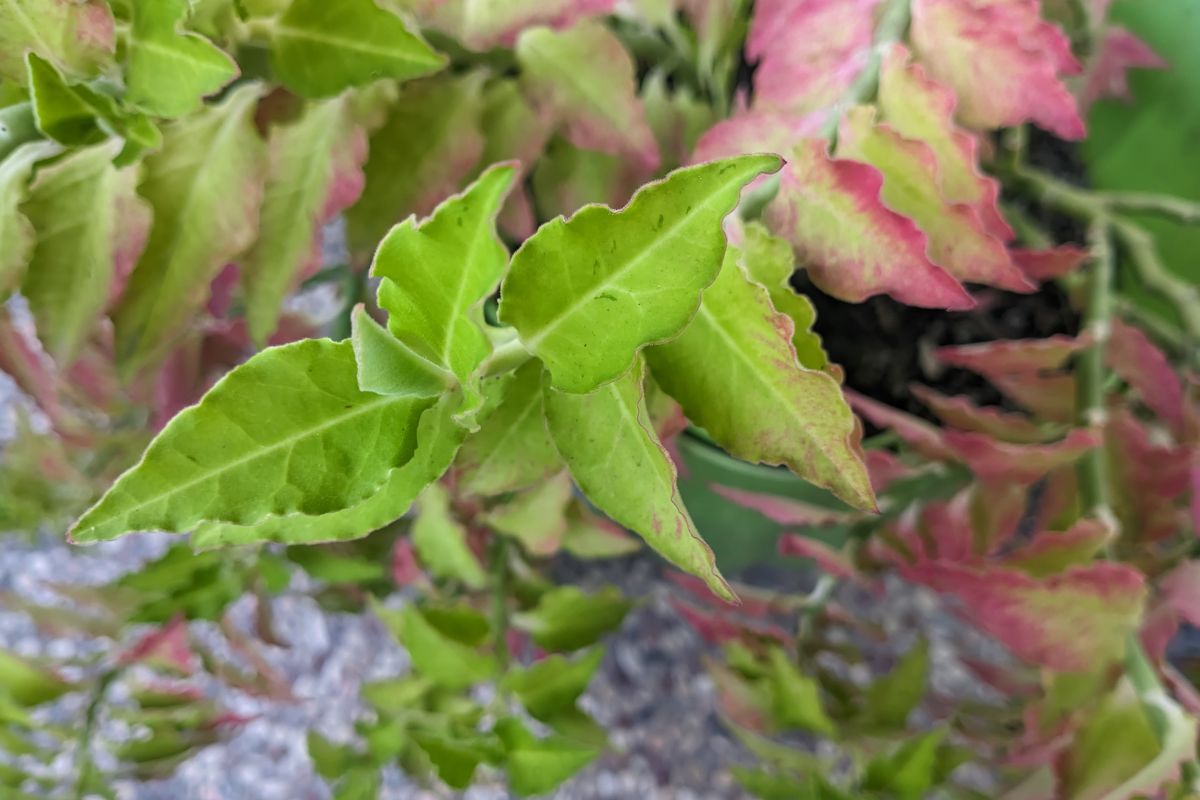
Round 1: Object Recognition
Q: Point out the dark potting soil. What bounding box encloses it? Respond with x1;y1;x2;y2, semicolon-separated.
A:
803;129;1087;423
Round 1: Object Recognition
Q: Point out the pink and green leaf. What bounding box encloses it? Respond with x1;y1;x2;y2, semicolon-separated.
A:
903;561;1145;672
836;106;1032;292
767;139;974;309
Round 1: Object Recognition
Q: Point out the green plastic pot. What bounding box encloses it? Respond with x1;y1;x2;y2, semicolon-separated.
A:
673;430;855;575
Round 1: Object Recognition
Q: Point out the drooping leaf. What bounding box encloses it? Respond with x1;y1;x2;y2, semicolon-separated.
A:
189;390;468;548
719;486;862;528
371;162;516;420
936;335;1088;374
836;106;1032;292
113;84;266;375
486;471;573;556
411;731;496;790
350;307;451;398
125;0;239;118
645;246;876;511
746;0;880;119
1080;27;1168;111
382;605;495;689
1056;679;1197;800
1106;318;1189;437
910;385;1049;444
346;73;485;260
909;0;1084;139
501;154;779;393
943;428;1101;485
70;339;434;543
859;640;929;732
243;97;366;346
513;585;630;652
19;141;130;365
560;500;641;559
271;0;445;98
0;0;114;84
401;0;617;51
737;221;827;369
410;482;486;589
846;390;957;462
516;21;659;173
25;53;161;159
495;718;599;797
543;358;733;601
1002;519;1114;578
0;140;59;298
903;561;1145;672
777;535;860;580
877;44;1013;241
1011;245;1090;282
0;650;73;706
767;139;974;309
501;648;605;721
455;359;561;496
763;646;835;735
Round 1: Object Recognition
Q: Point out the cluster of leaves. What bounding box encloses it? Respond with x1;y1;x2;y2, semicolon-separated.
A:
1;0;1198;798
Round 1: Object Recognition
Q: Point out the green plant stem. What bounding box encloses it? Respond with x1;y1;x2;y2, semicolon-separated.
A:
1075;219;1113;522
797;573;838;640
1099;191;1200;224
738;0;911;219
480;336;532;377
1005;163;1200;350
489;535;510;670
73;668;120;800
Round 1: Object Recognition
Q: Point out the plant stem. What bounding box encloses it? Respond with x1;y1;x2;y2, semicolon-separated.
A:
73;668;119;800
1075;220;1113;523
1005;164;1200;353
489;535;511;670
1100;191;1200;224
480;336;532;378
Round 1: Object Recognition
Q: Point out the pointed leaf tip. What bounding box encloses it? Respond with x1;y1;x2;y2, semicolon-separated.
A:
501;154;780;394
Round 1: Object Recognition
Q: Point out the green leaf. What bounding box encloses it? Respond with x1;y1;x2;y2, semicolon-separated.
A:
19;141;130;365
544;358;733;600
0;140;58;298
763;646;835;736
513;586;630;652
370;161;516;422
382;605;496;689
500;154;779;393
412;730;496;789
0;651;72;706
645;246;876;512
70;339;434;543
288;547;387;584
515;21;659;172
125;0;239;118
351;306;451;398
862;729;946;800
738;221;826;370
25;53;161;159
271;0;445;98
1057;679;1197;800
455;359;562;496
421;603;490;646
485;471;573;556
560;500;641;559
495;718;599;798
411;482;486;589
113;84;265;375
732;768;852;800
190;389;468;548
502;648;605;721
243;97;363;347
0;0;114;84
859;640;928;733
346;73;485;259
